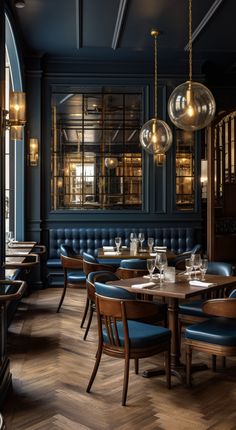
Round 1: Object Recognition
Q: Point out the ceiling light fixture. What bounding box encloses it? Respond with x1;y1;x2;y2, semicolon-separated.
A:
139;30;172;162
168;0;216;131
15;0;26;8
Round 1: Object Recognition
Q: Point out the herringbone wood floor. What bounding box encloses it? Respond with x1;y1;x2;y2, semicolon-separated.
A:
2;288;236;430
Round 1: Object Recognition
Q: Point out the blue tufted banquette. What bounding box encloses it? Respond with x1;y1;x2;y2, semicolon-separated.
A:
46;227;197;286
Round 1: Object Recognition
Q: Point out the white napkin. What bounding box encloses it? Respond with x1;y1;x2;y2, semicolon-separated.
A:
189;280;214;288
154;246;167;252
149;252;157;257
103;251;117;256
183;270;201;276
103;246;115;251
131;281;156;289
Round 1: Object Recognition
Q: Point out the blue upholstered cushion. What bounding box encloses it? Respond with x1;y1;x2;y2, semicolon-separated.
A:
87;271;119;284
95;281;136;299
179;300;207;317
120;259;147;269
46;259;62;268
102;320;171;348
67;271;86;283
83;252;98;263
229;289;236;298
60;244;77;257
185;318;236;345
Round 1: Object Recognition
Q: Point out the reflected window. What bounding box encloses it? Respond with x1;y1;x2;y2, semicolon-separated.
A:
51;88;143;210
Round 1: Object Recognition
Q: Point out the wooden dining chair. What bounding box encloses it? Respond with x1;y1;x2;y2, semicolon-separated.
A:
185;296;236;386
86;292;171;406
115;258;149;279
178;262;233;336
81;253;118;332
82;270;120;340
57;244;85;313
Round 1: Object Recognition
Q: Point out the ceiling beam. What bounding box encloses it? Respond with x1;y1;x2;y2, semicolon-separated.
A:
76;0;83;49
111;0;128;50
184;0;224;51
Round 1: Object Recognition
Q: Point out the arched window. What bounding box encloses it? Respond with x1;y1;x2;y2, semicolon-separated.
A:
5;13;25;239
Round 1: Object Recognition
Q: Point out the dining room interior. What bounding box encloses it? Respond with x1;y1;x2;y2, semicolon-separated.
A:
1;0;236;428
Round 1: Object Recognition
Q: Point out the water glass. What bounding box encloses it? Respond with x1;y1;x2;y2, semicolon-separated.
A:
147;237;154;253
191;254;202;280
147;259;156;280
138;232;145;252
200;258;208;280
155;253;168;286
185;258;193;280
115;237;122;254
164;266;176;283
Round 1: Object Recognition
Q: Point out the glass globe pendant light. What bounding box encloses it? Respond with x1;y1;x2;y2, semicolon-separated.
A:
140;30;173;160
168;0;216;131
104;157;118;169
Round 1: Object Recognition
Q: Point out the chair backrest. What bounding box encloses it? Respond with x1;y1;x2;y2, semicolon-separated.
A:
202;298;236;318
83;252;98;263
60;244;77;257
96;294;162;349
120;259;147;270
95;281;136;299
229;289;236;298
207;261;232;276
86;272;120;301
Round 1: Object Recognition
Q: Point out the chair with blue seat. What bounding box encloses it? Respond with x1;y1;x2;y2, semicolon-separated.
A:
169;244;202;269
57;244;85;313
81;253;118;331
116;258;149;279
82;271;120;340
178;261;233;333
86;288;171;406
185;296;236;386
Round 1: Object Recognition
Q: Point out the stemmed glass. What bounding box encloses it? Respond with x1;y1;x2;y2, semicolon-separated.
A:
147;237;154;253
115;237;122;254
191;254;202;280
155;253;167;286
200;258;208;281
185;258;193;281
138;232;145;252
147;258;156;280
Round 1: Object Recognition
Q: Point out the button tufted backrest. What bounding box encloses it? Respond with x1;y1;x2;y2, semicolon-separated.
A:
49;227;195;258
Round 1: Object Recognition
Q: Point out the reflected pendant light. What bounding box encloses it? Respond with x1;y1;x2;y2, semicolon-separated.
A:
104;157;118;169
168;0;216;131
140;30;173;160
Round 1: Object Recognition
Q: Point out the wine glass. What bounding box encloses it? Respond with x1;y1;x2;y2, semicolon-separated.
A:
147;237;154;253
155;253;167;286
138;232;145;252
191;254;202;280
185;258;193;281
147;258;156;280
115;237;122;254
200;258;208;281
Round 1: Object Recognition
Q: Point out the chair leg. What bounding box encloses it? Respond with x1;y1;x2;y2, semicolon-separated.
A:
134;358;139;374
122;356;130;406
165;349;171;389
83;305;94;341
80;297;90;328
56;281;68;313
86;346;102;393
186;345;192;387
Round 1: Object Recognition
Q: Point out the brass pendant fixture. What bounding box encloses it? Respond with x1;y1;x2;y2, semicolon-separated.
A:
139;30;173;162
168;0;216;131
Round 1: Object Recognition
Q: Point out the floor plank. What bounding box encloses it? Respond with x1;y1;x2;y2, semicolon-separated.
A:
2;288;236;430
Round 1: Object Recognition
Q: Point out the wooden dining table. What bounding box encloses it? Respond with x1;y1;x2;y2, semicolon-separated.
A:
107;273;236;382
5;241;39;277
98;247;176;261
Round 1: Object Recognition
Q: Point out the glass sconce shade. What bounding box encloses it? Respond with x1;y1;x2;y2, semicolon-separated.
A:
29;138;39;166
139;118;173;155
168;81;216;131
10;125;23;141
9;91;26;126
104;157;118;169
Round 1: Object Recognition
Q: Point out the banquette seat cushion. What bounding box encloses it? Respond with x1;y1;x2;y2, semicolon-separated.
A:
46;227;197;286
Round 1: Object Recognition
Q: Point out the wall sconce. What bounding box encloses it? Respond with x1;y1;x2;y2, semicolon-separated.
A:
201;160;208;199
29;138;39;166
4;91;26;140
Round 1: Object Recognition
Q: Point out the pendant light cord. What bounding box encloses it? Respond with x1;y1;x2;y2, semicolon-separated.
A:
189;0;192;83
151;30;159;119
